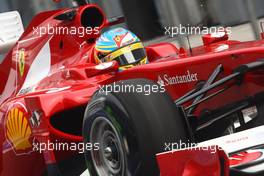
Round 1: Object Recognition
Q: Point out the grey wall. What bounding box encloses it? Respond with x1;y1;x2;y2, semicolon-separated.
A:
91;0;123;19
0;0;72;26
1;0;264;41
155;0;203;26
208;0;264;25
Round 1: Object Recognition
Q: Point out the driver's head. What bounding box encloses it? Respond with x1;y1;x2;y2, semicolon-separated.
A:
94;28;148;71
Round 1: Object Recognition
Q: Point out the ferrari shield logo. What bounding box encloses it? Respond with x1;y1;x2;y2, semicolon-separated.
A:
18;49;26;77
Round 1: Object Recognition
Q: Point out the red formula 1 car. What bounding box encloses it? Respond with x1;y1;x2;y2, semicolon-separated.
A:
1;1;264;176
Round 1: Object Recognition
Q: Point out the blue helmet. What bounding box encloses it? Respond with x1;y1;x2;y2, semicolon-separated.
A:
94;27;148;70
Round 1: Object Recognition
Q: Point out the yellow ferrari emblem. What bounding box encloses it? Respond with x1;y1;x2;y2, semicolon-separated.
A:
115;36;121;42
18;49;26;77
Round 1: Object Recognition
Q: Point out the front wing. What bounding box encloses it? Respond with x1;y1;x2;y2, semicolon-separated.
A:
157;125;264;176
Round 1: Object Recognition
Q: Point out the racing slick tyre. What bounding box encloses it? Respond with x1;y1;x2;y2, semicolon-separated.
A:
83;79;189;176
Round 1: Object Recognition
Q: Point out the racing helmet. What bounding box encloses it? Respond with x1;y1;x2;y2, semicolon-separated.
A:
94;27;148;70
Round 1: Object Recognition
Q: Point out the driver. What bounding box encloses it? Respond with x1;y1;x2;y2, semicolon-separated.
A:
94;27;148;71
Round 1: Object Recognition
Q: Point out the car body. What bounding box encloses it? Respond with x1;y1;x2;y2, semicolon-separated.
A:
1;2;264;176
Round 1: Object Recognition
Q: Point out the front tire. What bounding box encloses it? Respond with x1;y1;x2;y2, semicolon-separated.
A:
83;79;189;176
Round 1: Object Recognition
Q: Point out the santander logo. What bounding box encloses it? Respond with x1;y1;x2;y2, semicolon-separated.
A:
157;70;198;86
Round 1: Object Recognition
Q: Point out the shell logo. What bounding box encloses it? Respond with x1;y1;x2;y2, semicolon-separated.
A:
6;108;32;152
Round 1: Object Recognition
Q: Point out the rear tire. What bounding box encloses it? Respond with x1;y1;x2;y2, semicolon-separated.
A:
83;79;189;175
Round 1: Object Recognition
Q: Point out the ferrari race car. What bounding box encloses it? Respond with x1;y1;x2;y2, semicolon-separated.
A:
1;1;264;176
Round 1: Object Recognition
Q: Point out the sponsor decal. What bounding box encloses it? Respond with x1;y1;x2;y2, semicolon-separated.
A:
157;70;198;86
5;107;33;154
18;48;26;77
17;87;34;96
29;110;42;128
114;34;125;46
114;32;136;47
114;36;121;42
229;149;264;167
19;37;52;93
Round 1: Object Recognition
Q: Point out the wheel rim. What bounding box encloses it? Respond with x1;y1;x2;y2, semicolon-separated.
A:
90;116;125;176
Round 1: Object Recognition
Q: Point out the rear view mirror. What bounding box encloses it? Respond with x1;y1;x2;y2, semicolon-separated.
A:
86;61;120;77
260;21;264;39
0;11;24;54
105;16;126;27
202;30;228;46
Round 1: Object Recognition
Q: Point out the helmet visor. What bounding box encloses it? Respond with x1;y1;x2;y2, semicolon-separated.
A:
102;42;147;66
